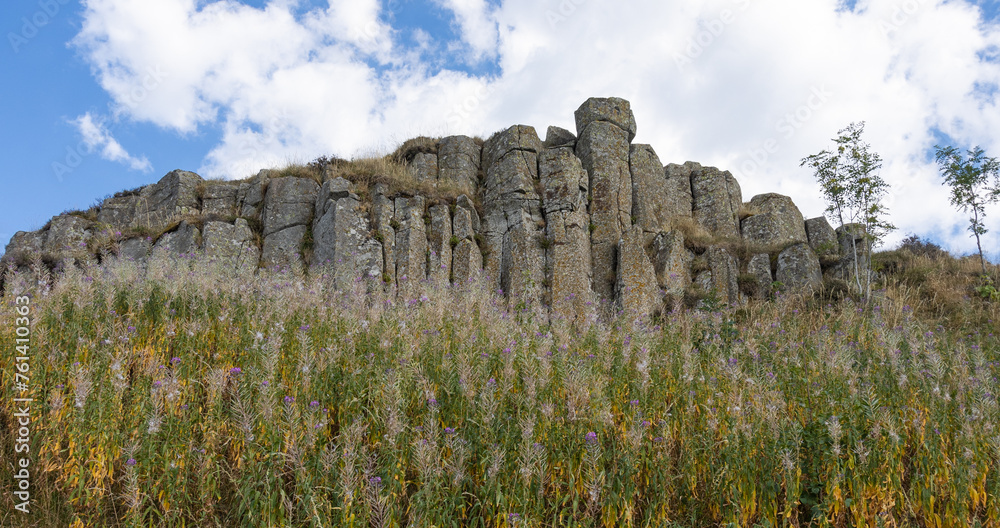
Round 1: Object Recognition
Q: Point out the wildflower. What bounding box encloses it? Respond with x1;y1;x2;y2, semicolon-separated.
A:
653;436;664;443
310;401;320;408
642;420;651;428
427;398;439;407
170;357;180;364
284;396;295;405
229;367;242;375
444;427;456;435
585;431;598;444
299;325;310;331
630;399;639;406
126;458;137;466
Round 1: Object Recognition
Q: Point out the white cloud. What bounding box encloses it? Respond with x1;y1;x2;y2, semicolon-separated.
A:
71;0;1000;258
73;112;152;172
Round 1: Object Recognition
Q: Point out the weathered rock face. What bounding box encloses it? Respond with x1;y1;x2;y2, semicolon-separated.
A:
576;108;633;301
134;170;202;231
408;152;439;183
438;136;481;191
5;95;848;320
312;182;383;288
261;177;319;270
827;224;870;288
652;230;692;299
616;226;661;317
691;166;741;240
202;182;240;217
97;195;138;230
427;204;452;286
152;221;200;258
630;144;674;244
741;193;807;247
805;216;839;261
746;253;773;300
481;125;545;306
776;243;823;293
540;146;593;322
203;219;259;270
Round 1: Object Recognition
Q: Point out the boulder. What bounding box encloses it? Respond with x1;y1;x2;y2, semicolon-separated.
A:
2;231;46;267
455;195;480;232
427;204;452;286
133;170;202;231
706;247;740;305
315;177;355;218
740;193;807;247
630;144;673;243
746;253;773;300
616;226;661;317
202;182;240;217
407;152;438;183
776;243;823;293
261;225;308;271
827;224;870;289
805;216;839;261
203;219;259;270
312;195;382;289
576;120;631;300
691;166;741;240
119;237;152;263
438;136;481;190
543;126;577;149
43;215;94;259
482;125;543;170
97;194;138;230
652;230;692;298
262;177;319;238
452;206;475;241
574;97;637;142
237;170;271;219
540;147;593;322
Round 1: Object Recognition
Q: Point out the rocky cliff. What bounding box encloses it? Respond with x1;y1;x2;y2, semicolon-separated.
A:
1;97;867;320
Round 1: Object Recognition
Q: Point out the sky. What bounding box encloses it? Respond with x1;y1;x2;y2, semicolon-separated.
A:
2;0;1000;261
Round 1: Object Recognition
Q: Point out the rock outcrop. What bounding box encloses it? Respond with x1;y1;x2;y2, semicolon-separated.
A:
2;96;871;318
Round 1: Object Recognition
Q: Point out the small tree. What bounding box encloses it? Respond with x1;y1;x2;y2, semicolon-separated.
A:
934;145;1000;275
801;122;895;299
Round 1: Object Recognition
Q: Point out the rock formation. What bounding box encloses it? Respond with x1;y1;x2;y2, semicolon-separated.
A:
2;97;871;319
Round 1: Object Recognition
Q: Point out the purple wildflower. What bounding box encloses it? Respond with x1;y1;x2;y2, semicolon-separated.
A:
585;431;598;444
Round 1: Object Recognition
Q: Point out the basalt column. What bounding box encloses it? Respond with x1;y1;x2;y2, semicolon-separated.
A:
574;97;636;302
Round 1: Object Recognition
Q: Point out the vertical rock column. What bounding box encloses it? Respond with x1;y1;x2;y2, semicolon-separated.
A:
427;204;453;286
311;178;383;290
574;97;637;302
481;125;545;306
260;177;320;271
540;146;594;323
691;166;742;240
394;196;427;298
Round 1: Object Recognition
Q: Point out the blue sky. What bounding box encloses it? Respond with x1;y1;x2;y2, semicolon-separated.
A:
2;0;1000;261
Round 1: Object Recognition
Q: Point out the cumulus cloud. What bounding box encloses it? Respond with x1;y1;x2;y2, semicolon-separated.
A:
73;112;152;172
71;0;1000;257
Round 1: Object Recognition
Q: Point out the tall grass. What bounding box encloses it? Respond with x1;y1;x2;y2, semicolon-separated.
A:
1;251;998;527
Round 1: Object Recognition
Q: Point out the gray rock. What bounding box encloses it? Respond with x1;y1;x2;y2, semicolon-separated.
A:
577;120;631;300
747;253;773;300
118;237;151;263
541;147;593;323
630;144;673;243
262;177;319;238
452;238;482;286
652;230;691;298
574;97;637;142
373;193;396;285
315;177;355;218
663;163;696;222
455;195;480;232
312;195;382;289
543;126;577;149
805;216;839;261
427;204;452;286
482;125;543;170
740;193;807;247
502;212;546;307
203;219;259;270
2;231;46;267
201;181;240;217
43;215;94;259
261;225;307;272
407;152;438;183
152;221;200;257
452;206;475;241
133;170;202;231
237;170;271;218
776;243;823;293
616;226;661;317
691;165;741;240
827;224;870;289
706;247;740;305
438;136;481;191
97;195;138;230
394;197;427;296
